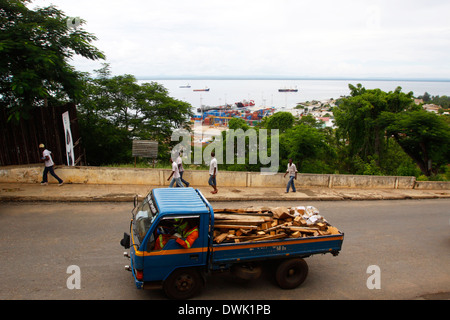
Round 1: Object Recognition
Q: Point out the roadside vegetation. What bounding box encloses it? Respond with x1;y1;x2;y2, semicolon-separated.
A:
1;1;448;180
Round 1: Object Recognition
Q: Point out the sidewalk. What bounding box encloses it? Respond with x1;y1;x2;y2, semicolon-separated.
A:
0;182;449;203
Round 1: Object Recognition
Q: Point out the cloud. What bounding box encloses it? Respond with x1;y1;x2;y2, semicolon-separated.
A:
31;0;450;79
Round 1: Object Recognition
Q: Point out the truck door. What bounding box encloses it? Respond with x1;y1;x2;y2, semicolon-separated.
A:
142;215;206;282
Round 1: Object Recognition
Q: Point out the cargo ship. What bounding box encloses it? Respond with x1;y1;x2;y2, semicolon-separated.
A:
278;86;298;92
193;87;210;92
235;100;255;108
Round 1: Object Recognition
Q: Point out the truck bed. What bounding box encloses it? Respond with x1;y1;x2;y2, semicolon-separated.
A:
211;232;343;266
210;205;344;266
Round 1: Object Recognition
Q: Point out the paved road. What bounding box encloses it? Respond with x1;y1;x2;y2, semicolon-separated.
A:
0;199;449;300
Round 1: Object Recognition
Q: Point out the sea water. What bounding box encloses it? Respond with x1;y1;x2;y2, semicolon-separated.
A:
138;79;450;111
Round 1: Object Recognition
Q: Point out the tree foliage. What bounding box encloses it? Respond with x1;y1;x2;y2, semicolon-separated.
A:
333;84;418;173
0;0;105;121
265;111;295;133
77;64;193;165
222;84;448;179
281;123;336;173
334;84;449;177
380;109;450;176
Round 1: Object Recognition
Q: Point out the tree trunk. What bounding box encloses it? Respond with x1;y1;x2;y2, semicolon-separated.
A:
393;134;430;176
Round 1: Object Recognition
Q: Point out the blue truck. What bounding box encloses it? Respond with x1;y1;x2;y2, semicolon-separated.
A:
120;187;344;299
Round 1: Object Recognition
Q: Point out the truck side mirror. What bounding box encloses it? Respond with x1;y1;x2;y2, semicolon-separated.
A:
133;195;138;208
120;233;130;249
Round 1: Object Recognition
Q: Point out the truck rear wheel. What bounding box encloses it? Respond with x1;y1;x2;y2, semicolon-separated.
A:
163;268;203;300
275;258;308;289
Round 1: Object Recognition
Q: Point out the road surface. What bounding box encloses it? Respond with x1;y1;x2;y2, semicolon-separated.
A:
0;199;449;300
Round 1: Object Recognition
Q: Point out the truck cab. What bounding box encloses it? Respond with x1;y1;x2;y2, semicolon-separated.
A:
121;187;213;299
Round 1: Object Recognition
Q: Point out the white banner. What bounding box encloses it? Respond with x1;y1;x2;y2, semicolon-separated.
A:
62;111;75;166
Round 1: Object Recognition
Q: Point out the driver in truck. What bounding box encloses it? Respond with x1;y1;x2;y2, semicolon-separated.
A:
154;218;199;250
173;218;199;249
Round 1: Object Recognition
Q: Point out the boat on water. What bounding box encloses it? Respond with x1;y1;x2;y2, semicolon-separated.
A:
235;100;255;108
179;83;191;88
193;87;210;92
278;86;299;92
197;104;233;113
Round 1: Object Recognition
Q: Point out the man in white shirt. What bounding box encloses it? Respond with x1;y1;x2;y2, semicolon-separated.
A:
283;158;297;193
167;157;184;187
39;143;64;186
176;151;190;187
208;152;218;194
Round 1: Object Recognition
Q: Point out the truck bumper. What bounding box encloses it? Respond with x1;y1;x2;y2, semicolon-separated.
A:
130;255;144;290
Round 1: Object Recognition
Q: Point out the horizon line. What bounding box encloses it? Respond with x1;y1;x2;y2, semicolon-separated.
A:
135;75;450;82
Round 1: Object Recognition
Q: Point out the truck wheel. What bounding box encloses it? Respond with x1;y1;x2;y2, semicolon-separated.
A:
163;268;203;300
275;258;308;289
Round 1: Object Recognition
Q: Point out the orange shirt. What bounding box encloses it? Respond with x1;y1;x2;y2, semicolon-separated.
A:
175;227;199;249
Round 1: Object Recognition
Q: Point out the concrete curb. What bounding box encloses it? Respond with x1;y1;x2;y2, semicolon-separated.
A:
0;183;449;203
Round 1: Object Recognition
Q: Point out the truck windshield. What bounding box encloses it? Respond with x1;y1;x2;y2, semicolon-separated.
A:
133;194;158;243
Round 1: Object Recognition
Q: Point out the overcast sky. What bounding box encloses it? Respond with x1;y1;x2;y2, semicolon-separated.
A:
31;0;450;80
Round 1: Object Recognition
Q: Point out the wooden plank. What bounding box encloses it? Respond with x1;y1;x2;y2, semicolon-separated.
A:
293;216;307;226
214;233;228;244
261;222;289;233
316;222;328;230
214;214;269;222
226;234;262;241
239;228;254;235
327;226;341;235
214;210;273;217
270;207;292;219
248;233;287;242
282;226;319;233
214;219;265;226
290;231;302;238
214;224;258;230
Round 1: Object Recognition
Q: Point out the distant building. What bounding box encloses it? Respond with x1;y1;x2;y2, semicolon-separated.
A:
423;104;441;113
414;98;424;105
317;117;336;129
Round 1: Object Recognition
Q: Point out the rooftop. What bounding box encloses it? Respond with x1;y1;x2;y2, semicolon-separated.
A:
152;187;211;215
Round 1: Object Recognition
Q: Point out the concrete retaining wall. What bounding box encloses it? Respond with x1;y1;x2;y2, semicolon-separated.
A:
413;180;450;190
1;165;448;189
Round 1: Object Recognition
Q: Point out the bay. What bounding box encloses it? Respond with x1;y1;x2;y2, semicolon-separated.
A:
138;79;450;111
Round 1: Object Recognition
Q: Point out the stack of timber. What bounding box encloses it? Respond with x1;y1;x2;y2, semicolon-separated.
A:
213;206;341;244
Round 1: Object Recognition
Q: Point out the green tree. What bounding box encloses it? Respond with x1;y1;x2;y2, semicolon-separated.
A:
77;65;193;165
418;92;431;102
228;117;249;131
281;123;336;173
380;110;450;177
333;84;415;172
0;0;105;121
265;111;295;133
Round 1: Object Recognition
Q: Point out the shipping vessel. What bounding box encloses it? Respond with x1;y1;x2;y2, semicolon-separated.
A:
193;87;210;92
278;88;298;92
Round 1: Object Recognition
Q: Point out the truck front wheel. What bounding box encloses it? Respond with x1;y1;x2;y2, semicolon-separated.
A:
275;258;308;289
163;268;203;300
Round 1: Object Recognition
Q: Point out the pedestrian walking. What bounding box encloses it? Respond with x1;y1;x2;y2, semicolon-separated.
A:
208;151;218;194
167;157;184;188
39;143;64;186
176;151;190;187
283;158;297;193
